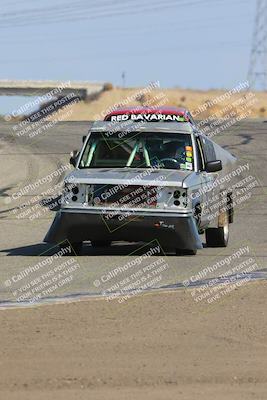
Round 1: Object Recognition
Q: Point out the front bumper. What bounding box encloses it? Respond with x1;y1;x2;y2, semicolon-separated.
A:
44;208;202;250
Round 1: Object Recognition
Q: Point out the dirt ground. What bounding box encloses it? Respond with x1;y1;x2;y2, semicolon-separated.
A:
1;281;267;400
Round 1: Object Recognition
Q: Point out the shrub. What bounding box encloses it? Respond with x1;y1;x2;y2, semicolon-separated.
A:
103;82;113;91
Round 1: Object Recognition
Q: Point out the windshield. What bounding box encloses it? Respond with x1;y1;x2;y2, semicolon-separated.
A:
79;132;194;170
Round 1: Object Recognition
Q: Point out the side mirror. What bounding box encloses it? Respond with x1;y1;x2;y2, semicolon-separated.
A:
206;160;222;173
70;150;79;167
82;135;86;143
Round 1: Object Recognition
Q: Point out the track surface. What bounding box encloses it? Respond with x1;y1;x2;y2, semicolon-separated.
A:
0;120;266;306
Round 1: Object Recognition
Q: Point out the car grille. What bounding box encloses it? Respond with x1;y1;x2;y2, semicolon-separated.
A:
92;184;158;208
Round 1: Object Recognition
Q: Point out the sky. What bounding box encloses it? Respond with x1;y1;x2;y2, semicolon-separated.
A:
0;0;255;114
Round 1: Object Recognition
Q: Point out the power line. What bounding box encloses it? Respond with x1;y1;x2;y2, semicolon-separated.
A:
0;0;123;19
0;39;249;65
248;0;267;90
0;12;252;45
0;0;249;28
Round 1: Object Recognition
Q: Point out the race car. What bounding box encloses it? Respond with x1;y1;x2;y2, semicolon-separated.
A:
44;110;236;256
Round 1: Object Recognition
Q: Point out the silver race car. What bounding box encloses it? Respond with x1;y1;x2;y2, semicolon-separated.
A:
44;119;236;255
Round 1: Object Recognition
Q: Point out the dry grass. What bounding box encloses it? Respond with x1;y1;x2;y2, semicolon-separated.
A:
56;87;267;121
17;86;267;122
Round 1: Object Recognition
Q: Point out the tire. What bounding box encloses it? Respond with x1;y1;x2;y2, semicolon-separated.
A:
91;240;112;248
175;248;197;256
59;241;83;255
205;211;229;247
227;192;234;223
193;203;202;229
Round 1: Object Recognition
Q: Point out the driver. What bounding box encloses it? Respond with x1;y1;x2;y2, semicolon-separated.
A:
160;141;186;163
147;140;186;167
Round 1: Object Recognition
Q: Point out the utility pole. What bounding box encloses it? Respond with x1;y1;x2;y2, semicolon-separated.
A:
122;71;126;88
248;0;267;90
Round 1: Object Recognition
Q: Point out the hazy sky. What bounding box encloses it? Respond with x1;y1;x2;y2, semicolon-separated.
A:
0;0;255;113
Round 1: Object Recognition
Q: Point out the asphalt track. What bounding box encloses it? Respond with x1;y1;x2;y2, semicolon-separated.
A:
0;120;266;307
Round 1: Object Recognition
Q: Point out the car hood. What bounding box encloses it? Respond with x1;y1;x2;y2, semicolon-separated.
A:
65;168;193;187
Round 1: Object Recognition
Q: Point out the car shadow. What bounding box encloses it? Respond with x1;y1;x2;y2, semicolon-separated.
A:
82;242;173;256
0;242;205;257
0;243;58;256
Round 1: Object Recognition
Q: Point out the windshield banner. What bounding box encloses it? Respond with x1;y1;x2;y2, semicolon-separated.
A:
109;114;187;122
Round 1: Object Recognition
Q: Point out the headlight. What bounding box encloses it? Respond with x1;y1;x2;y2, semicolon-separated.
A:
62;183;91;205
173;190;181;199
158;187;189;209
172;188;188;208
71;186;79;195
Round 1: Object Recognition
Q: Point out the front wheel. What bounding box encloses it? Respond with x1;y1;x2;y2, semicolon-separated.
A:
205;211;229;247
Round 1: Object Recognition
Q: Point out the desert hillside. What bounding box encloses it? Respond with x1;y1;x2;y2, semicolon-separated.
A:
50;86;267;121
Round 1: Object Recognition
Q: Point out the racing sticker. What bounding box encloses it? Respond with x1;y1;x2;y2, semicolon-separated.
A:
110;114;187;122
185;162;193;170
185;146;193;164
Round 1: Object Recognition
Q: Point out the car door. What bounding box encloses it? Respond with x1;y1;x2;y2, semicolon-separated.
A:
193;135;211;228
199;136;220;225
